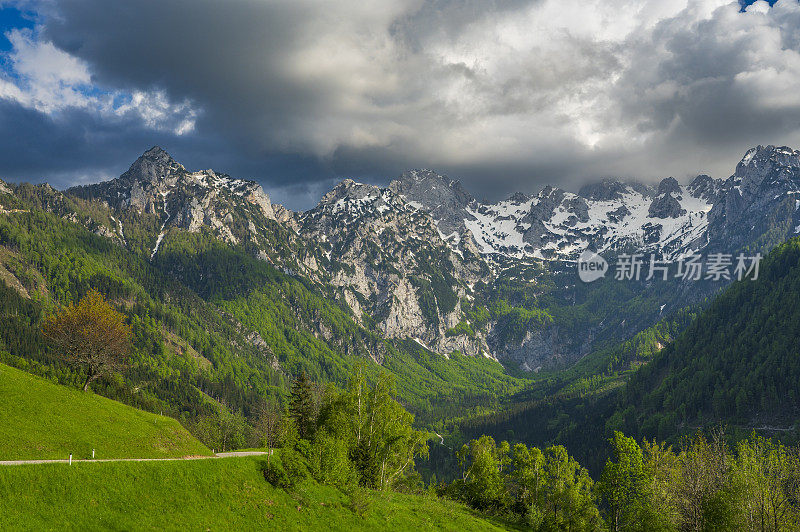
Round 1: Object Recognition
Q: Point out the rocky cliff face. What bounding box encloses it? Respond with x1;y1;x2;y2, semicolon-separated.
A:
705;145;800;255
350;146;800;369
461;177;712;260
299;179;491;357
67;147;312;265
68;147;285;258
387;169;717;261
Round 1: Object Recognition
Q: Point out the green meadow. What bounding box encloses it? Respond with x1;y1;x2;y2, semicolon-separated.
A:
0;363;210;460
0;457;508;531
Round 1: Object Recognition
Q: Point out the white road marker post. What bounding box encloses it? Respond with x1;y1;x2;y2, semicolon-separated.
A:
92;449;95;459
69;453;72;465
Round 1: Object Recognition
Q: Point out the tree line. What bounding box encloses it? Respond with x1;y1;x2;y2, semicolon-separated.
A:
438;428;800;531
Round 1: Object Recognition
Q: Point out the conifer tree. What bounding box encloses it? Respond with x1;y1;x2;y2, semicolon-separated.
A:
289;371;316;440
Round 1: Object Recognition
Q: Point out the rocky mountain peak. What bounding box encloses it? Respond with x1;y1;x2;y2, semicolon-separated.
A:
121;146;185;188
737;144;799;169
647;177;686;219
316;179;381;209
388;169;476;238
702;145;800;254
390;169;473;206
142;145;173;160
67;148;285;257
656;176;681;196
578;179;631;201
687;174;720;202
734;145;800;197
507;192;531;204
300;145;800;266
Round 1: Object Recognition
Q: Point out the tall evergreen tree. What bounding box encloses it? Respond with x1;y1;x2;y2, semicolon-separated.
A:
289;371;316;440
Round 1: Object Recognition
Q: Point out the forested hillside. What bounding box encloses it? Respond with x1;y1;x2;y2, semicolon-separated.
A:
621;237;800;438
458;237;800;476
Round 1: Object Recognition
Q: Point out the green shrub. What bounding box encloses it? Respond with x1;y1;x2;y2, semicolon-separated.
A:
279;446;309;488
261;461;291;488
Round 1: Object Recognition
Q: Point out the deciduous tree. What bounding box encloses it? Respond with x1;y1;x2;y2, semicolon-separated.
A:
254;400;282;465
42;289;132;391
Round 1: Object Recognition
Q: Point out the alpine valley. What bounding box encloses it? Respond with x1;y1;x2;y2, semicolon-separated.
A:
3;143;800;473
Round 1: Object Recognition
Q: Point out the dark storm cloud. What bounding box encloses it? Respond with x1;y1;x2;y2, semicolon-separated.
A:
1;0;800;208
0;93;338;206
0;98;197;187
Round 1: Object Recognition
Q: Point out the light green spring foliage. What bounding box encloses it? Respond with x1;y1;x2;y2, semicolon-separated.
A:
455;436;510;512
598;432;648;532
441;430;800;532
597;431;800;532
734;435;800;532
315;365;431;491
450;435;600;531
267;365;430;495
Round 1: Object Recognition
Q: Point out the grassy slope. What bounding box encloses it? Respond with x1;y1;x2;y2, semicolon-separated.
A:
0;457;510;531
0;363;210;460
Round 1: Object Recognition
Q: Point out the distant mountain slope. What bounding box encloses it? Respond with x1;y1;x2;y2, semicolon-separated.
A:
374;145;800;369
455;237;800;475
621;236;800;437
300;178;490;356
0;362;210;460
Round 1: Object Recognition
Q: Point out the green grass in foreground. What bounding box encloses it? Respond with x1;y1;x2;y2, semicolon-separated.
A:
0;363;210;460
0;456;511;531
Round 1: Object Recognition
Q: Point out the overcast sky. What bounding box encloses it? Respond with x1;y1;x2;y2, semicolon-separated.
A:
1;0;799;209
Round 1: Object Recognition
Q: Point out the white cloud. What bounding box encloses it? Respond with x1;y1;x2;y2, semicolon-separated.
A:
0;28;197;135
2;28;91;111
113;90;197;136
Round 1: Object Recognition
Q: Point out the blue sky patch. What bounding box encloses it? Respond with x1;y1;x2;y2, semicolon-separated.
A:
0;6;35;53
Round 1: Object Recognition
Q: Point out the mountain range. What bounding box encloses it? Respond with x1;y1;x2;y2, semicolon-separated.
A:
1;145;799;371
49;144;800;368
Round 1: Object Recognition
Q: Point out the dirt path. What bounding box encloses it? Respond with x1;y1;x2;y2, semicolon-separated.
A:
0;450;269;466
